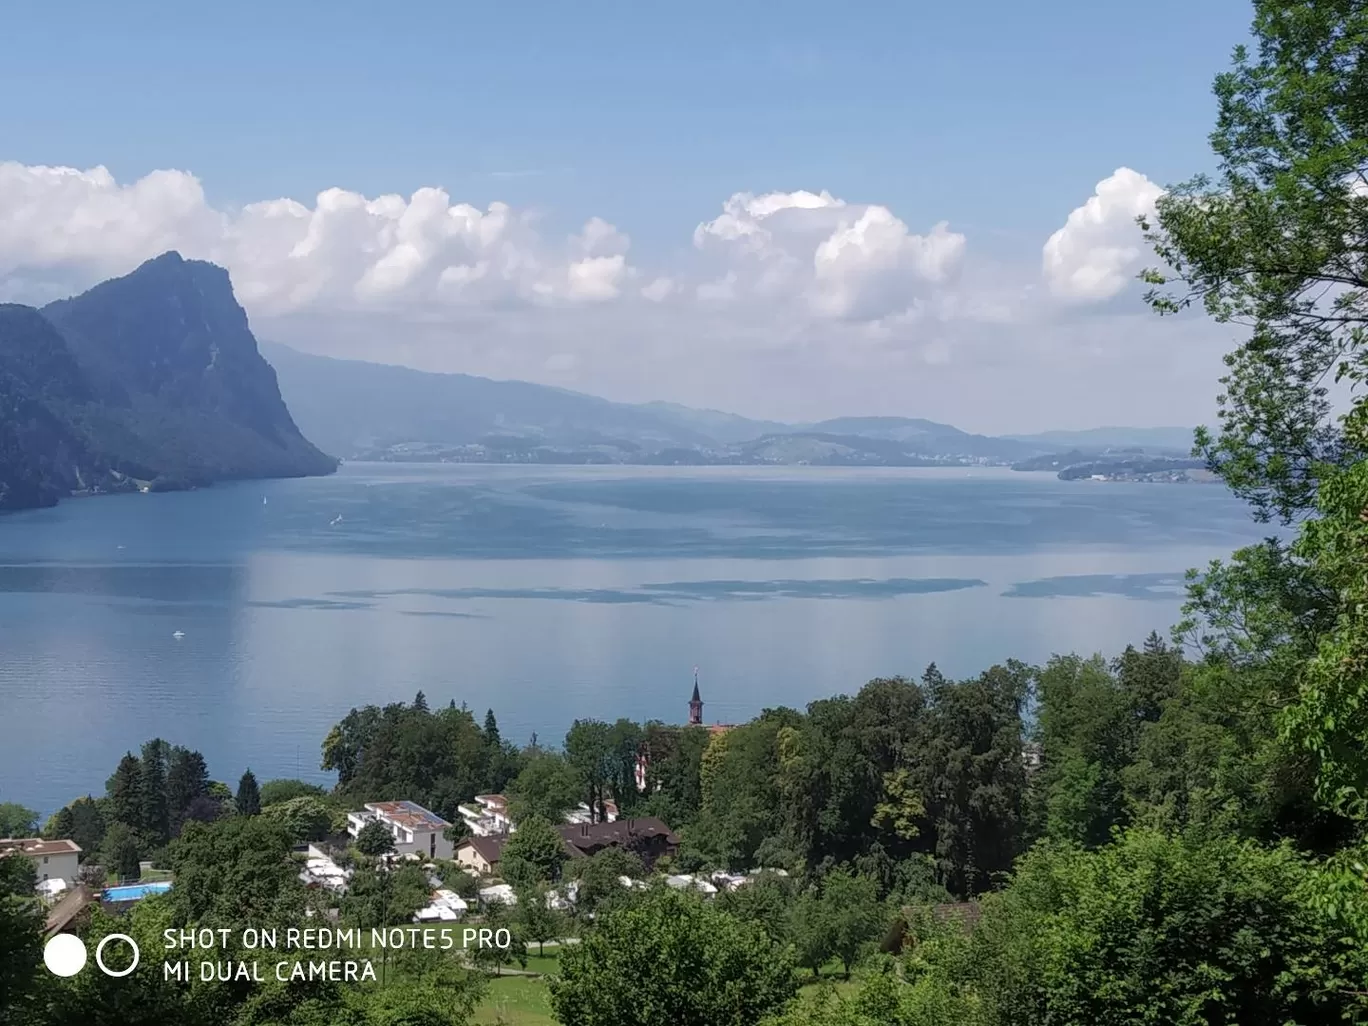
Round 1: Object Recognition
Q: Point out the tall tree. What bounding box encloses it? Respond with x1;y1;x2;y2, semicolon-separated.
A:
106;752;143;830
565;719;614;822
165;746;210;836
102;821;142;882
139;738;170;845
0;852;42;1023
917;662;1029;895
507;750;583;824
1142;0;1368;814
236;769;262;817
500;815;568;887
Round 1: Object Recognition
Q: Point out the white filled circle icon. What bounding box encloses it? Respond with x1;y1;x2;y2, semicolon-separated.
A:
44;934;88;977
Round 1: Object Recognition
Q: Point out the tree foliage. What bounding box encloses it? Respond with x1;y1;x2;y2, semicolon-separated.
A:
550;886;799;1026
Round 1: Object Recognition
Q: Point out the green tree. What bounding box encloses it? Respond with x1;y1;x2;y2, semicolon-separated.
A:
354;820;396;857
515;884;563;955
789;888;834;978
917;663;1029;895
0;802;38;838
565;719;614;822
164;746;209;836
1141;0;1368;815
260;795;333;843
106;752;143;829
550;885;798;1026
139;738;171;844
562;847;643;919
0;850;42;1023
101;820;142;882
343;862;431;928
259;778;328;807
821;868;885;975
507;749;583;824
471;897;527;975
235;769;262;817
500;815;568;886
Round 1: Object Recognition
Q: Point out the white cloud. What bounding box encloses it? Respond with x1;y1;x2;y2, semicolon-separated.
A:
0;160;1230;431
1042;167;1163;302
694;189;966;322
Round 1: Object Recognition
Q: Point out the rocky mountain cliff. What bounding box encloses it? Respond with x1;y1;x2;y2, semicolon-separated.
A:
0;252;335;510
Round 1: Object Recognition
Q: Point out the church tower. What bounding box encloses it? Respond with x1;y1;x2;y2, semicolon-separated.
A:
688;667;703;726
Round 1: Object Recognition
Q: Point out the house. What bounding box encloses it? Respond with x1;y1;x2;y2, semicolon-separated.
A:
558;817;679;867
564;799;619;825
346;801;454;860
666;874;718;897
453;835;508;877
297;845;351;893
457;794;513;837
0;839;81;890
478;883;517;908
414;889;468;922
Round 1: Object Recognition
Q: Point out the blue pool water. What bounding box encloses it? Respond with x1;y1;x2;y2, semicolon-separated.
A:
103;882;172;902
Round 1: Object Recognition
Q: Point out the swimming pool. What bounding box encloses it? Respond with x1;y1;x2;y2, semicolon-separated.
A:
103;881;172;902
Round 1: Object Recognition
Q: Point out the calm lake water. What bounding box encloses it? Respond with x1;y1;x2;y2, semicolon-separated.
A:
0;463;1270;816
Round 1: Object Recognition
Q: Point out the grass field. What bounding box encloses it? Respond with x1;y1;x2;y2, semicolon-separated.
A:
475;976;558;1026
472;957;862;1025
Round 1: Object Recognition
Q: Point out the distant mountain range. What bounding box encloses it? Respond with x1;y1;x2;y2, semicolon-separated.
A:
1004;426;1197;453
0;253;335;510
263;345;1096;467
0;250;1204;513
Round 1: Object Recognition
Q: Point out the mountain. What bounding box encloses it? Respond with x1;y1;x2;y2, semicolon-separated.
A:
260;343;726;459
264;344;1050;464
802;417;1039;462
0;253;335;510
1005;426;1196;453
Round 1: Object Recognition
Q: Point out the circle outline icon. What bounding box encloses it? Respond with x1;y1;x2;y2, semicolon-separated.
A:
95;933;140;977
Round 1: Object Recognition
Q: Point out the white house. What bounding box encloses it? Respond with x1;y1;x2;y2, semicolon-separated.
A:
298;845;352;893
0;838;81;889
414;889;468;922
347;801;454;860
665;874;718;897
564;799;619;825
456;795;513;837
478;883;518;908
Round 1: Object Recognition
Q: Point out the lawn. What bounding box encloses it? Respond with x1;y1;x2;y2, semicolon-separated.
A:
475;976;558;1026
472;959;863;1025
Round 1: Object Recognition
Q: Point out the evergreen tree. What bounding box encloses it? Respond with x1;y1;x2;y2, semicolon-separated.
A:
165;747;210;835
483;708;501;745
139;738;170;844
413;690;428;713
106;753;143;829
236;769;261;817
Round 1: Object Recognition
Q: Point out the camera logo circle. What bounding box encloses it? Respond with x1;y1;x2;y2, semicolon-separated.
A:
95;934;141;977
43;934;87;977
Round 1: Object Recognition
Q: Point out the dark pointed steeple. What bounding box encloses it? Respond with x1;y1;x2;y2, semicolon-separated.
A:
688;666;703;726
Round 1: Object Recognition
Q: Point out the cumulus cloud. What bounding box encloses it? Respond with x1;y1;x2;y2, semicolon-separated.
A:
693;189;966;321
1041;167;1164;302
0;160;1228;431
0;161;633;315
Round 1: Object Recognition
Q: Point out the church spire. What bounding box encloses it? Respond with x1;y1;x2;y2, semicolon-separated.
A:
688;666;703;725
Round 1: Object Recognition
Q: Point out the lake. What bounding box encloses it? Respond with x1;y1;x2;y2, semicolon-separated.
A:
0;463;1269;817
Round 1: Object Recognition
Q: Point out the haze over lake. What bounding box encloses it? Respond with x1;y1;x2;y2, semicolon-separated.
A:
0;464;1269;815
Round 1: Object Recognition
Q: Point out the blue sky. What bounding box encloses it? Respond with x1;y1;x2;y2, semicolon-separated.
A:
0;0;1257;431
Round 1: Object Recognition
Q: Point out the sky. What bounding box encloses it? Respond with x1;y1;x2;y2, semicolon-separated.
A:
0;0;1257;434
